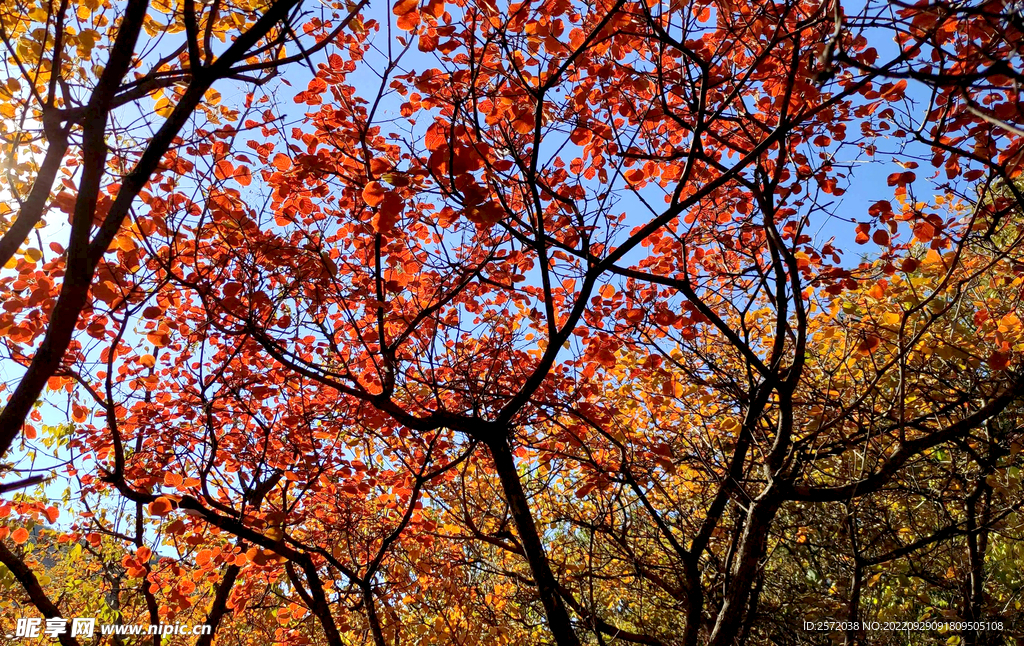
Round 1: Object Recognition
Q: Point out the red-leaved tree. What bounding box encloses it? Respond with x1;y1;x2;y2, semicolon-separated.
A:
2;0;1024;644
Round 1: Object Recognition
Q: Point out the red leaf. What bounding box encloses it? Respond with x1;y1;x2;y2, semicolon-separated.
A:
575;482;596;498
989;351;1010;371
886;171;915;186
424;0;444;16
868;200;892;217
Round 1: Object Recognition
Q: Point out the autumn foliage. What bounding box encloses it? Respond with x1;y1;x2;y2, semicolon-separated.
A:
2;0;1024;644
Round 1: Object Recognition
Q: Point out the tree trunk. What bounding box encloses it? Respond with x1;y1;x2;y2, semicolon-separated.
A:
487;437;582;646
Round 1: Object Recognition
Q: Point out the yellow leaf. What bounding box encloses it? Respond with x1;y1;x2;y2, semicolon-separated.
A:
154;96;174;118
143;16;166;37
77;29;98;58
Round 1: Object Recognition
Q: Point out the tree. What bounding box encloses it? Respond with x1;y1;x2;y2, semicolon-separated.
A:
0;0;367;460
2;0;1023;644
0;0;367;642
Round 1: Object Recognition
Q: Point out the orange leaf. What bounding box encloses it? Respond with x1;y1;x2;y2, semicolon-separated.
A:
214;160;234;181
854;222;870;244
165;519;186;534
512;112;535;135
11;527;29;544
417;30;438;51
373;191;405;233
362;181;387;207
393;0;418;14
397;10;420;30
913;221;935;243
148;497;174;516
570;128;591;145
273;153;291;171
424;122;446;152
464;201;503;226
856;336;881;355
423;0;444;15
879;79;907;100
625;168;645;184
